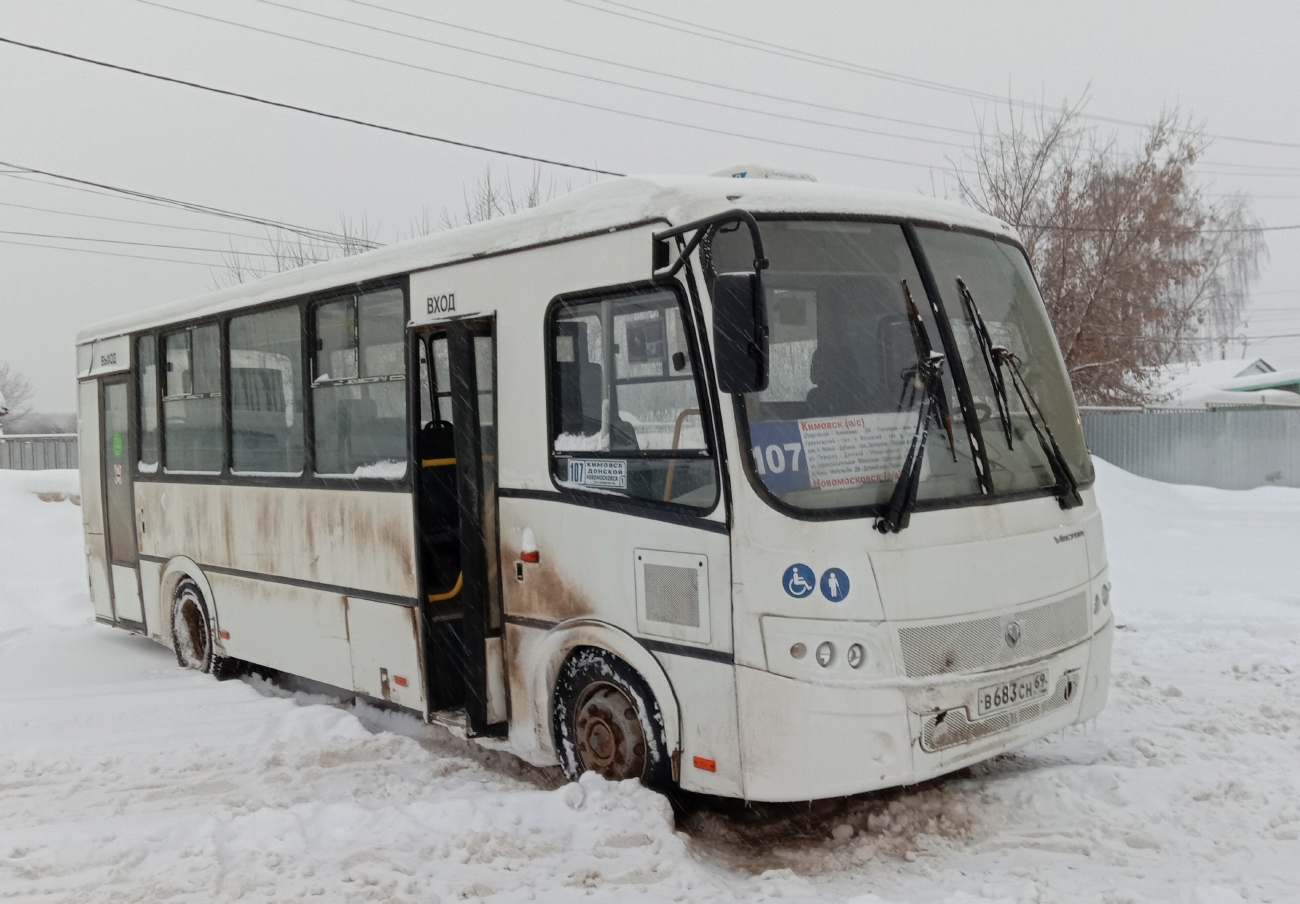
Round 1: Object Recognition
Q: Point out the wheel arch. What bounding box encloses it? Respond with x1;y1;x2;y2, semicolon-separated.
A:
156;557;222;654
528;619;682;771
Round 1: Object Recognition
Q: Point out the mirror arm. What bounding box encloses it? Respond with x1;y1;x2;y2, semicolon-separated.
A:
652;209;768;283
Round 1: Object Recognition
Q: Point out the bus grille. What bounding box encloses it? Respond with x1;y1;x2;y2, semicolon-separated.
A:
919;669;1080;752
643;563;700;628
897;591;1089;678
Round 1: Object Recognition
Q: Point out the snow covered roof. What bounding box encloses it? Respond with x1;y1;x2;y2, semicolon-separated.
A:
1146;357;1300;408
77;174;1016;345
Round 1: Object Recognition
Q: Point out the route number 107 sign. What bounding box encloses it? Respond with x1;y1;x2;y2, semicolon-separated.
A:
749;412;920;495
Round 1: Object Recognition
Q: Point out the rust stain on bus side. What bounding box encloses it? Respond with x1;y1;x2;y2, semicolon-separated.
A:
501;544;594;622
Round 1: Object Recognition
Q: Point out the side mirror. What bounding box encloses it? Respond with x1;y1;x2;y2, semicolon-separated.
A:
712;272;768;394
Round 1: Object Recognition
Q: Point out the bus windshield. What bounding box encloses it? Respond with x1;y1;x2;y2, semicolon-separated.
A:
707;218;1092;514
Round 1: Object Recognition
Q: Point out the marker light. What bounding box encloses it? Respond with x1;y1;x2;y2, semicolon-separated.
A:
816;642;834;667
790;643;807;660
846;644;865;669
692;756;717;772
521;527;539;563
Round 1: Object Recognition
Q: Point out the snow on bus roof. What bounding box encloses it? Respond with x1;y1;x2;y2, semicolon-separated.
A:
76;174;1015;345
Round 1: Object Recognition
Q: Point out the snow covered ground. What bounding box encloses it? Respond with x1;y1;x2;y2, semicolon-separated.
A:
1;463;1297;903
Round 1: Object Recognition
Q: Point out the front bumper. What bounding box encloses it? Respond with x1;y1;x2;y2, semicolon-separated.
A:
734;616;1113;802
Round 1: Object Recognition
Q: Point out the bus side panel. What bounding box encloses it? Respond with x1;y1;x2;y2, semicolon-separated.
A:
136;483;418;600
207;572;354;690
655;656;743;797
346;596;425;712
139;558;165;642
77;379;113;622
499;496;734;776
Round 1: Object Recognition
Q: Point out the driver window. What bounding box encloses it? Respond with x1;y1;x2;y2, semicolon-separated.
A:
549;287;717;510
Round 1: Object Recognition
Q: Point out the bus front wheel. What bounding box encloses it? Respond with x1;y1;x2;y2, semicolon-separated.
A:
170;579;236;679
552;647;672;788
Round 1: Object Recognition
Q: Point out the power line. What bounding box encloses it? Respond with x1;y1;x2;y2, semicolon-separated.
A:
221;0;1300;176
1019;221;1300;234
0;227;284;258
248;0;972;151
130;2;944;173
571;0;1300;152
0;235;244;269
335;0;979;138
0;34;624;177
0;199;273;242
0;160;376;246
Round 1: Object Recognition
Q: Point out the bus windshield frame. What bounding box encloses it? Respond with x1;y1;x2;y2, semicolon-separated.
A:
703;214;1094;521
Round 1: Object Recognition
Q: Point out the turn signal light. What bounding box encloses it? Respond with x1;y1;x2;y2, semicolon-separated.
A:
521;550;540;564
692;756;717;772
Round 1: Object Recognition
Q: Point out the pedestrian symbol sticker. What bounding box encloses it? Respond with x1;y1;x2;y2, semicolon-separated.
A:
820;568;849;602
782;563;816;598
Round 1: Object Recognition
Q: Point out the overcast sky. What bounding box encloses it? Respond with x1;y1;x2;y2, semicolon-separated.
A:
6;0;1300;412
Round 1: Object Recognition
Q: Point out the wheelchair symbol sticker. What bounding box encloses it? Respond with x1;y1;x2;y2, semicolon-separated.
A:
782;563;816;599
820;568;850;602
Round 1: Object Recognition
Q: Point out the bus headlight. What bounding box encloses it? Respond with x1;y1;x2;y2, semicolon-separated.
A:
816;642;834;667
846;643;865;669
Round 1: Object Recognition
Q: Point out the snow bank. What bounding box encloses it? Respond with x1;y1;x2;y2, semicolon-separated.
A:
0;469;89;631
1;461;1299;902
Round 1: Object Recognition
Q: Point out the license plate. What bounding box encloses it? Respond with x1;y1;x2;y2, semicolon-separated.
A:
977;670;1050;717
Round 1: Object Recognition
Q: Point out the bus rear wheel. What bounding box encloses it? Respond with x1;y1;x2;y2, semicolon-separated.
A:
553;647;671;788
171;579;236;679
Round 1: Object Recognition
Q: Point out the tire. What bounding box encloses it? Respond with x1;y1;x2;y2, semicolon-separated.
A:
552;646;673;789
171;579;238;679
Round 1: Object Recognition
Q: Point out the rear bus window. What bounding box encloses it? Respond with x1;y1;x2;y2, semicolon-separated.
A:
162;324;223;473
312;287;407;478
548;288;717;509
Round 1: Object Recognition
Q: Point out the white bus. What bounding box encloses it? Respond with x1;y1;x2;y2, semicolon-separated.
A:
76;172;1112;802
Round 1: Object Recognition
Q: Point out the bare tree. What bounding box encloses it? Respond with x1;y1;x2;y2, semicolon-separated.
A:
0;362;35;432
436;165;574;229
952;103;1266;404
212;215;382;289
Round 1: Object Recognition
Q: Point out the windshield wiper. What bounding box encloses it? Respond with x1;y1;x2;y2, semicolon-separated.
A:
875;281;955;534
956;278;1082;510
899;280;957;461
995;346;1083;509
956;278;1014;449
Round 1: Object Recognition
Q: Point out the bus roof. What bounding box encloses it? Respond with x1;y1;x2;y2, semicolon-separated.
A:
76;174;1016;345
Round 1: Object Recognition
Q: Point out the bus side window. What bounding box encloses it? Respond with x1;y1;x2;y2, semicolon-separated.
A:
162;324;223;473
549;288;717;510
312;287;407;478
230;305;304;474
137;334;159;470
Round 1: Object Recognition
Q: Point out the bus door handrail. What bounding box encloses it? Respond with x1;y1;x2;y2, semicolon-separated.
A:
662;408;701;501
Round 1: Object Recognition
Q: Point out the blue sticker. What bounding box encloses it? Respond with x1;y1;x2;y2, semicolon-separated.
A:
748;420;811;495
782;563;816;599
820;568;850;602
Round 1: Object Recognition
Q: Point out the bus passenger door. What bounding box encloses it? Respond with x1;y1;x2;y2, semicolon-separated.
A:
414;318;507;736
100;377;145;628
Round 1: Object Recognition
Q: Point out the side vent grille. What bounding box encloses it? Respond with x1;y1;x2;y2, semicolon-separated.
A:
635;549;710;644
644;564;700;627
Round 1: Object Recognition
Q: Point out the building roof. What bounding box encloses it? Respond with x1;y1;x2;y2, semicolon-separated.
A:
1150;357;1300;408
77;174;1016;345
